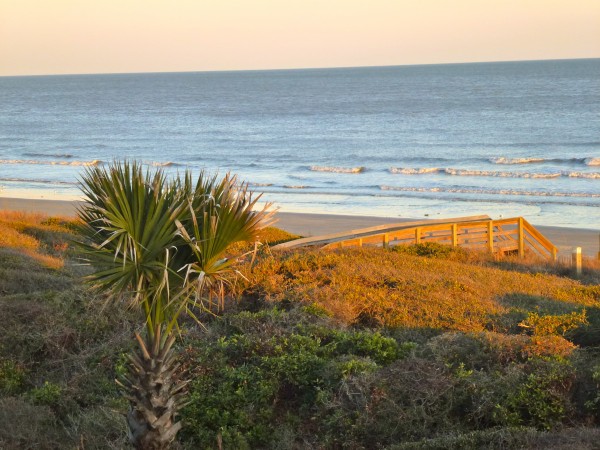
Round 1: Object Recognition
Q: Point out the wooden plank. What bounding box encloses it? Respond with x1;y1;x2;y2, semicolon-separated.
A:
422;236;453;243
524;234;548;258
452;224;458;247
287;215;558;265
522;218;558;255
518;218;525;258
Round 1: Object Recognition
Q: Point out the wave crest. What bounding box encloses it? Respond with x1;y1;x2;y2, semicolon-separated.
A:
389;167;440;175
490;157;545;165
389;166;600;179
380;185;600;198
310;166;365;174
149;161;178;167
0;159;102;166
444;168;562;179
585;157;600;166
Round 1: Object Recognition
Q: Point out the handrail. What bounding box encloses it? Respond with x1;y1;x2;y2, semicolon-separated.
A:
271;215;490;250
273;215;558;261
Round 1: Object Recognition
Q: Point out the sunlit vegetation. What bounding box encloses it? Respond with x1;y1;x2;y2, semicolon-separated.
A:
2;211;600;449
0;211;74;270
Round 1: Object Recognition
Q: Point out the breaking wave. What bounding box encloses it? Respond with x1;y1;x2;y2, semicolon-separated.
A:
390;167;441;175
310;166;365;174
389;167;600;179
148;161;179;167
490;157;545;165
0;159;103;166
490;156;600;166
380;185;600;199
283;185;311;189
585;157;600;166
444;169;562;179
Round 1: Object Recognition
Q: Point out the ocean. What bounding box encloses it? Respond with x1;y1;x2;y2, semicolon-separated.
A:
0;59;599;229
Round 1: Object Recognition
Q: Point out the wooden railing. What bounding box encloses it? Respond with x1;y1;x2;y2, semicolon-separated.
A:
272;216;558;261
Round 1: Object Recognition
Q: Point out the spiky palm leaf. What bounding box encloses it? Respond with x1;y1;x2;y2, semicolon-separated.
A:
77;161;273;448
176;172;275;311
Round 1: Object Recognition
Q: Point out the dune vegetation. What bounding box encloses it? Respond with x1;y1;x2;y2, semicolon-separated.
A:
1;209;600;449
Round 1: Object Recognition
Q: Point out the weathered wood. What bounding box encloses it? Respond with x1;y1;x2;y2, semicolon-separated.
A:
279;215;558;261
452;224;458;247
487;221;494;253
573;247;582;276
522;218;558;257
273;215;490;250
524;234;549;258
518;218;525;258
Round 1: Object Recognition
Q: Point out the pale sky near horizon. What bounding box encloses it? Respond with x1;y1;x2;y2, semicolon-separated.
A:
1;0;599;76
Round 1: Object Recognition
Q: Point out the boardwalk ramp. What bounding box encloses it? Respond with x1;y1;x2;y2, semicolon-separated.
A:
272;215;558;261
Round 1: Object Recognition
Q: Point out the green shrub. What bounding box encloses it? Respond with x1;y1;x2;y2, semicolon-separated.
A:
0;360;25;395
27;381;63;407
496;360;575;430
392;242;466;259
181;307;407;448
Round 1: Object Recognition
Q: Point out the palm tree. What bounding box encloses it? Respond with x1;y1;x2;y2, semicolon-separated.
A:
77;161;273;449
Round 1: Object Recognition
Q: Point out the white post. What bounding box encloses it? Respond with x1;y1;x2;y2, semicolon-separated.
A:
572;247;582;276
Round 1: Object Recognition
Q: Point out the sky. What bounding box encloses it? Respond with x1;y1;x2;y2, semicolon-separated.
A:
1;0;599;76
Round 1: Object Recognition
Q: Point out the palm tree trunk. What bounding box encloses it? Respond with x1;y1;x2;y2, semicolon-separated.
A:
118;327;187;449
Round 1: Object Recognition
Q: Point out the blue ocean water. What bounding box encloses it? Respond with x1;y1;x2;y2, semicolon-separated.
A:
0;59;599;228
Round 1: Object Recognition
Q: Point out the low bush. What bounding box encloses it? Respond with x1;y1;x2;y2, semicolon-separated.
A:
1;212;600;448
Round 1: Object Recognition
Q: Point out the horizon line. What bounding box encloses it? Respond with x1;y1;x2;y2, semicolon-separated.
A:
2;57;599;79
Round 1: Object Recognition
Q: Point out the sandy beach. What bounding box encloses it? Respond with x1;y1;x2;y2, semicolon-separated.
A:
1;196;598;258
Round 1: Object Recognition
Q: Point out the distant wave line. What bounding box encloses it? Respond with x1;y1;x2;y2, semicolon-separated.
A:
0;159;103;166
309;165;366;174
283;185;312;189
389;167;600;179
0;159;182;168
380;185;600;199
0;177;77;186
22;152;74;158
490;156;600;166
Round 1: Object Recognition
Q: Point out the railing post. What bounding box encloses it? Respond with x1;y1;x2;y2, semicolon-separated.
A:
358;238;363;247
487;221;494;253
452;224;458;247
415;228;421;244
383;233;389;249
573;247;582;276
551;247;557;262
518;217;525;258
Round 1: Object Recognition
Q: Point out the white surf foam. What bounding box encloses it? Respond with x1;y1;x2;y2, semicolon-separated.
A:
310;166;365;174
490;157;546;165
389;167;441;174
380;185;600;198
0;159;103;166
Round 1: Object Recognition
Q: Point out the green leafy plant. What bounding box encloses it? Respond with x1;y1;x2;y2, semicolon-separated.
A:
77;161;273;448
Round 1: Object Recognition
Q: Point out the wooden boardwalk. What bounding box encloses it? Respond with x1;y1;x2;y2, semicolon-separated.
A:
272;215;558;261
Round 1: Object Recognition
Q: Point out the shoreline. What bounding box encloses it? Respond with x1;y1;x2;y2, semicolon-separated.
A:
1;196;598;258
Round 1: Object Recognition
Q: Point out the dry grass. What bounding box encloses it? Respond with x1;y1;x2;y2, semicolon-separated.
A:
242;246;600;332
0;211;77;270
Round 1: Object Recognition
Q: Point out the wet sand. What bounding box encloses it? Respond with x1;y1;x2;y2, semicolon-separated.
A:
1;197;598;258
